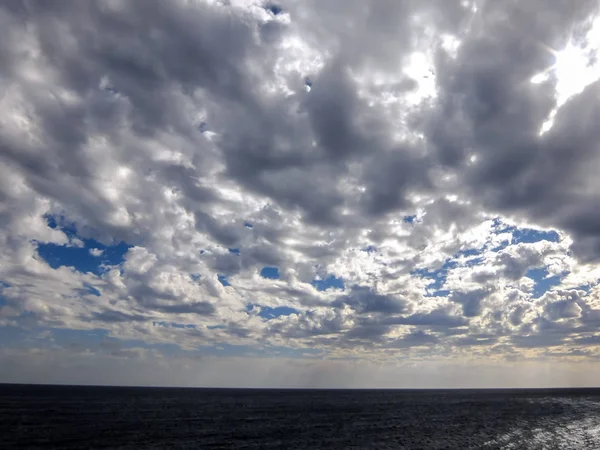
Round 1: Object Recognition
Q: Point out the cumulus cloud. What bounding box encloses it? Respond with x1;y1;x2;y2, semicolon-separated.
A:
2;0;600;386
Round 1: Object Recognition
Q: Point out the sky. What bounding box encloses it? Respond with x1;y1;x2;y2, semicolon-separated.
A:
2;0;600;388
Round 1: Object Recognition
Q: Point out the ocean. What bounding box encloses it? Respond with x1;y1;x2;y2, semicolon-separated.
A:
2;384;600;449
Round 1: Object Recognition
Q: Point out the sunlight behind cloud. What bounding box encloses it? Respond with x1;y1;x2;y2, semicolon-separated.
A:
403;51;437;105
534;16;600;134
554;43;600;107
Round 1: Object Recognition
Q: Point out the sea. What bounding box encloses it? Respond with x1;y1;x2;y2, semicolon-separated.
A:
2;384;600;449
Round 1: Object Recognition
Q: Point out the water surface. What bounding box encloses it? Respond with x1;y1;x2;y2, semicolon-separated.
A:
2;384;600;449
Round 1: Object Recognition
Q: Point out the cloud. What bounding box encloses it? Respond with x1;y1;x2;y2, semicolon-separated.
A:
333;286;407;314
2;0;600;386
426;0;600;262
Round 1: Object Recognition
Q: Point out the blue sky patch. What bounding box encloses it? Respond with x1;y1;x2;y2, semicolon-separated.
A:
207;325;226;330
526;268;563;298
45;215;76;237
244;222;253;229
260;266;280;279
569;284;592;293
249;304;299;319
312;274;345;291
460;255;485;268
512;228;560;244
83;284;101;297
414;226;564;298
0;281;9;307
37;240;131;275
492;219;560;247
170;322;190;329
228;248;240;255
413;259;457;297
454;248;485;267
38;215;131;275
217;274;231;287
403;215;416;224
266;3;282;15
412;266;445;291
153;321;196;329
456;248;483;258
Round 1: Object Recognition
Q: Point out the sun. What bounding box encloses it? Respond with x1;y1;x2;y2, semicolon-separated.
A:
531;17;600;134
553;43;598;107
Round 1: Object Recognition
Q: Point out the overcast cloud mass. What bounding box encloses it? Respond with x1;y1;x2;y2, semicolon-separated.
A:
2;0;600;388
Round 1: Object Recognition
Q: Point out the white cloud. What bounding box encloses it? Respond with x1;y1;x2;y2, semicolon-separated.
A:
89;248;104;257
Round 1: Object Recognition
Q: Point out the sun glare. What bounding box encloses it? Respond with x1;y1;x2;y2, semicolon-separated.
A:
403;51;437;105
531;17;600;135
553;43;597;107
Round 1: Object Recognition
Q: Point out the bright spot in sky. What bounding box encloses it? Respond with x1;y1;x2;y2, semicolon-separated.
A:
533;17;600;135
530;72;549;84
554;43;599;107
440;34;461;59
403;52;437;104
117;166;130;180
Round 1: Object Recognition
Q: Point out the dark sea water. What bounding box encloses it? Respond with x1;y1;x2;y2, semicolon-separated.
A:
2;384;600;449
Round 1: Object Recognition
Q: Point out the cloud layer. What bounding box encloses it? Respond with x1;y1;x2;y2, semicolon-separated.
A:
2;0;600;386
